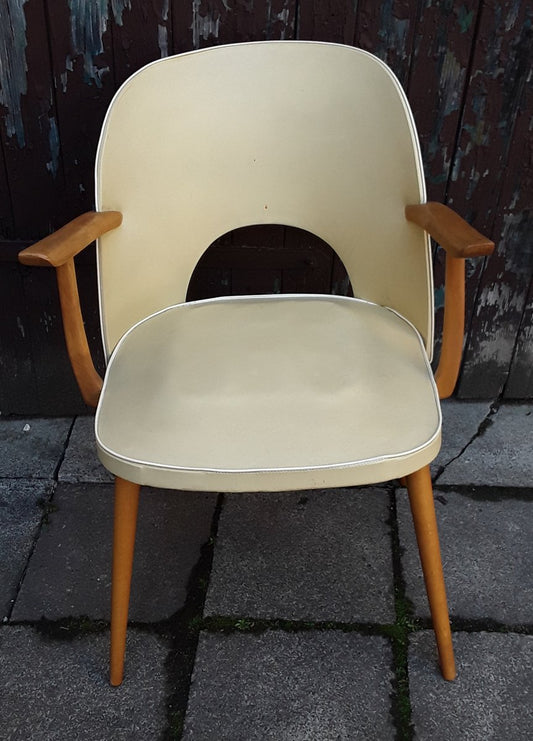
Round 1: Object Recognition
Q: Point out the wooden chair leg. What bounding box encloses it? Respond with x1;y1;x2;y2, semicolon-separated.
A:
110;476;140;686
406;465;456;681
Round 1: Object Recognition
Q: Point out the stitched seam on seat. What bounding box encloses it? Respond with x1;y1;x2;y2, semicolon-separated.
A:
97;438;440;476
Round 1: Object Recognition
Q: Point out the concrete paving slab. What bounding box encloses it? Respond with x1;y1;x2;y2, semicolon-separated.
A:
205;488;395;623
0;479;51;619
438;404;533;486
11;483;216;622
58;415;113;483
432;400;491;478
409;631;533;740
0;417;72;479
397;489;533;623
183;630;395;740
0;625;168;740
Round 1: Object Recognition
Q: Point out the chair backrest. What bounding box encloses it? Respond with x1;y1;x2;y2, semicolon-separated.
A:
96;41;433;358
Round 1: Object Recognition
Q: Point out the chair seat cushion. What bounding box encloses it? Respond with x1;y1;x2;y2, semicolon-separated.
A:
95;295;441;491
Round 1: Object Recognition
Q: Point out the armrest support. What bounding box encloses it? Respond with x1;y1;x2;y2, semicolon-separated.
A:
18;211;123;267
18;211;123;407
405;202;495;399
405;202;494;258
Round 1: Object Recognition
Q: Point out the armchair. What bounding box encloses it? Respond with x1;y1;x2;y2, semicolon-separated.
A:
19;42;494;687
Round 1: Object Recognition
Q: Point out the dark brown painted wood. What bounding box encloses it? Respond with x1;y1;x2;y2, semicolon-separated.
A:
0;141;14;240
0;0;61;237
407;0;480;205
111;1;171;87
298;0;357;44
281;229;334;294
0;261;39;414
505;276;533;398
455;0;533;397
173;0;297;51
44;0;116;224
0;1;531;411
354;0;419;87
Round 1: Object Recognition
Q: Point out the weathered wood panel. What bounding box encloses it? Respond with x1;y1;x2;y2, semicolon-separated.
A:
112;1;171;86
354;0;419;87
407;1;482;364
452;0;533;397
0;260;39;414
0;140;14;239
0;0;531;413
173;0;297;51
45;1;116;223
188;227;335;299
505;276;533;398
298;1;357;45
0;0;60;236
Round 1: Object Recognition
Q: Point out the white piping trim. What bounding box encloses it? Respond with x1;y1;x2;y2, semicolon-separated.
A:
95;294;441;475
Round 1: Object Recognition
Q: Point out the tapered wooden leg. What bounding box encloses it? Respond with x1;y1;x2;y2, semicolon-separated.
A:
406;465;456;681
110;476;140;686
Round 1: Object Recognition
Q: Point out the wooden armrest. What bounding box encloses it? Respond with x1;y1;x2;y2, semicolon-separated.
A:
18;211;122;407
405;202;495;399
405;202;494;258
18;211;123;267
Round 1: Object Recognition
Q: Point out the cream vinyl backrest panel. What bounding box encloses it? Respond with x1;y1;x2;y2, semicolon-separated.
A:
96;41;433;358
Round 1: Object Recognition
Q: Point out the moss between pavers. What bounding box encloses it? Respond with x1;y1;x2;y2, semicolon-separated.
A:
161;493;224;741
32;616;108;641
13;481;533;741
388;487;416;741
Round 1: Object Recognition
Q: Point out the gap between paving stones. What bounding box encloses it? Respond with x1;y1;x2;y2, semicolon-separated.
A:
8;483;418;740
4;417;76;623
435;484;533;502
52;417;77;480
432;400;499;484
6;414;532;741
6;491;224;741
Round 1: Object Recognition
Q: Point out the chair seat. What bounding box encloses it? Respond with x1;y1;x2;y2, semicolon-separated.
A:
95;295;441;491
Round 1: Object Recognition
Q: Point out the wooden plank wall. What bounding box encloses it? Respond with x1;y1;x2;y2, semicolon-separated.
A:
0;0;531;413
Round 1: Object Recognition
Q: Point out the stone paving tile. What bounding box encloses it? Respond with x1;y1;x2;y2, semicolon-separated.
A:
58;415;113;483
0;625;168;740
432;400;491;478
0;417;73;479
12;483;216;622
409;631;533;740
205;488;395;623
183;631;395;740
438;403;533;486
397;489;533;623
0;479;51;620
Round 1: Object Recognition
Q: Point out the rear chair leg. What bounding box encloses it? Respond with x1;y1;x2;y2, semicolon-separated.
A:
110;476;140;686
406;465;456;680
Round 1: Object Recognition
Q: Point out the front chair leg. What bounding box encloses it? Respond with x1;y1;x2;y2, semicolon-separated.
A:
110;476;140;686
406;465;456;681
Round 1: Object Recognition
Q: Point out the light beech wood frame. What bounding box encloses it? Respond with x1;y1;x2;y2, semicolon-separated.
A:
405;202;494;398
19;211;122;407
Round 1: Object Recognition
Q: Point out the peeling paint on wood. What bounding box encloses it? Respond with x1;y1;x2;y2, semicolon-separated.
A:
67;0;132;85
191;0;221;49
454;0;533;398
46;116;60;177
0;0;29;146
0;0;532;409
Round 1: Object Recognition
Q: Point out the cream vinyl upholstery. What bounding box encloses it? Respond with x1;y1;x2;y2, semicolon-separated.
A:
96;295;441;491
95;41;433;358
94;40;439;492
